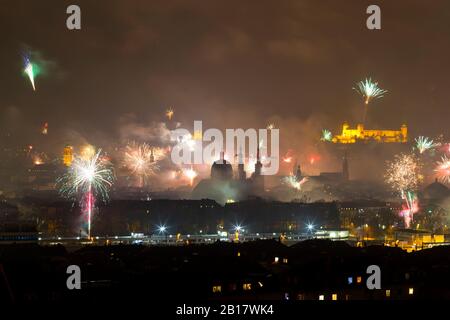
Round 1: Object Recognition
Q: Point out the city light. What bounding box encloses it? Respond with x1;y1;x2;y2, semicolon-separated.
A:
157;225;167;234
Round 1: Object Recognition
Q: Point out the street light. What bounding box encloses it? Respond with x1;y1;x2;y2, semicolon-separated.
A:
157;224;168;243
307;223;315;232
306;223;315;238
233;224;243;242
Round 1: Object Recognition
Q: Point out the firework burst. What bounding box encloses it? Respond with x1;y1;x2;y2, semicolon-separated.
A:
354;78;387;124
183;166;198;186
321;129;332;142
385;154;422;193
57;149;115;238
354;78;388;105
284;175;308;191
175;133;196;151
415;136;438;154
435;155;450;184
123;142;165;186
385;153;422;228
58;149;114;200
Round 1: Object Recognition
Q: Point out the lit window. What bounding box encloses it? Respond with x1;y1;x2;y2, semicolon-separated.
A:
332;293;338;301
347;277;353;284
237;252;241;257
409;288;414;295
212;286;222;293
319;295;324;300
243;283;252;291
386;290;391;297
356;276;362;284
274;257;279;263
283;258;288;264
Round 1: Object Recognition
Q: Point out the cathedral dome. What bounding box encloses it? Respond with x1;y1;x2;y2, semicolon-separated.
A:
211;158;233;180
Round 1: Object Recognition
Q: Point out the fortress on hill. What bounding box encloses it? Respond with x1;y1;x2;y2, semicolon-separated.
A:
332;122;408;144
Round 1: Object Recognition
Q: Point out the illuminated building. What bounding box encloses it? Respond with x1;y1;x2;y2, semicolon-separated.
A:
63;145;74;166
0;222;38;244
27;163;63;191
332;122;407;144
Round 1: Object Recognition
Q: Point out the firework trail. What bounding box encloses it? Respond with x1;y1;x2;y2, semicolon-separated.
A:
399;191;419;229
23;54;37;91
385;153;422;228
353;78;388;124
57;149;115;239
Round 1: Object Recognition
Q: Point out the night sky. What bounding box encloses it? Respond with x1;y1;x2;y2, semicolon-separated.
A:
1;0;450;177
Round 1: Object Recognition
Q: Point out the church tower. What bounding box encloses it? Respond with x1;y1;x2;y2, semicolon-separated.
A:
237;147;246;181
254;146;262;176
251;146;264;194
295;165;302;181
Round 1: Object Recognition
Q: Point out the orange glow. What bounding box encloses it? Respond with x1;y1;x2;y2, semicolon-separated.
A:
283;156;292;163
41;122;48;135
309;155;320;165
